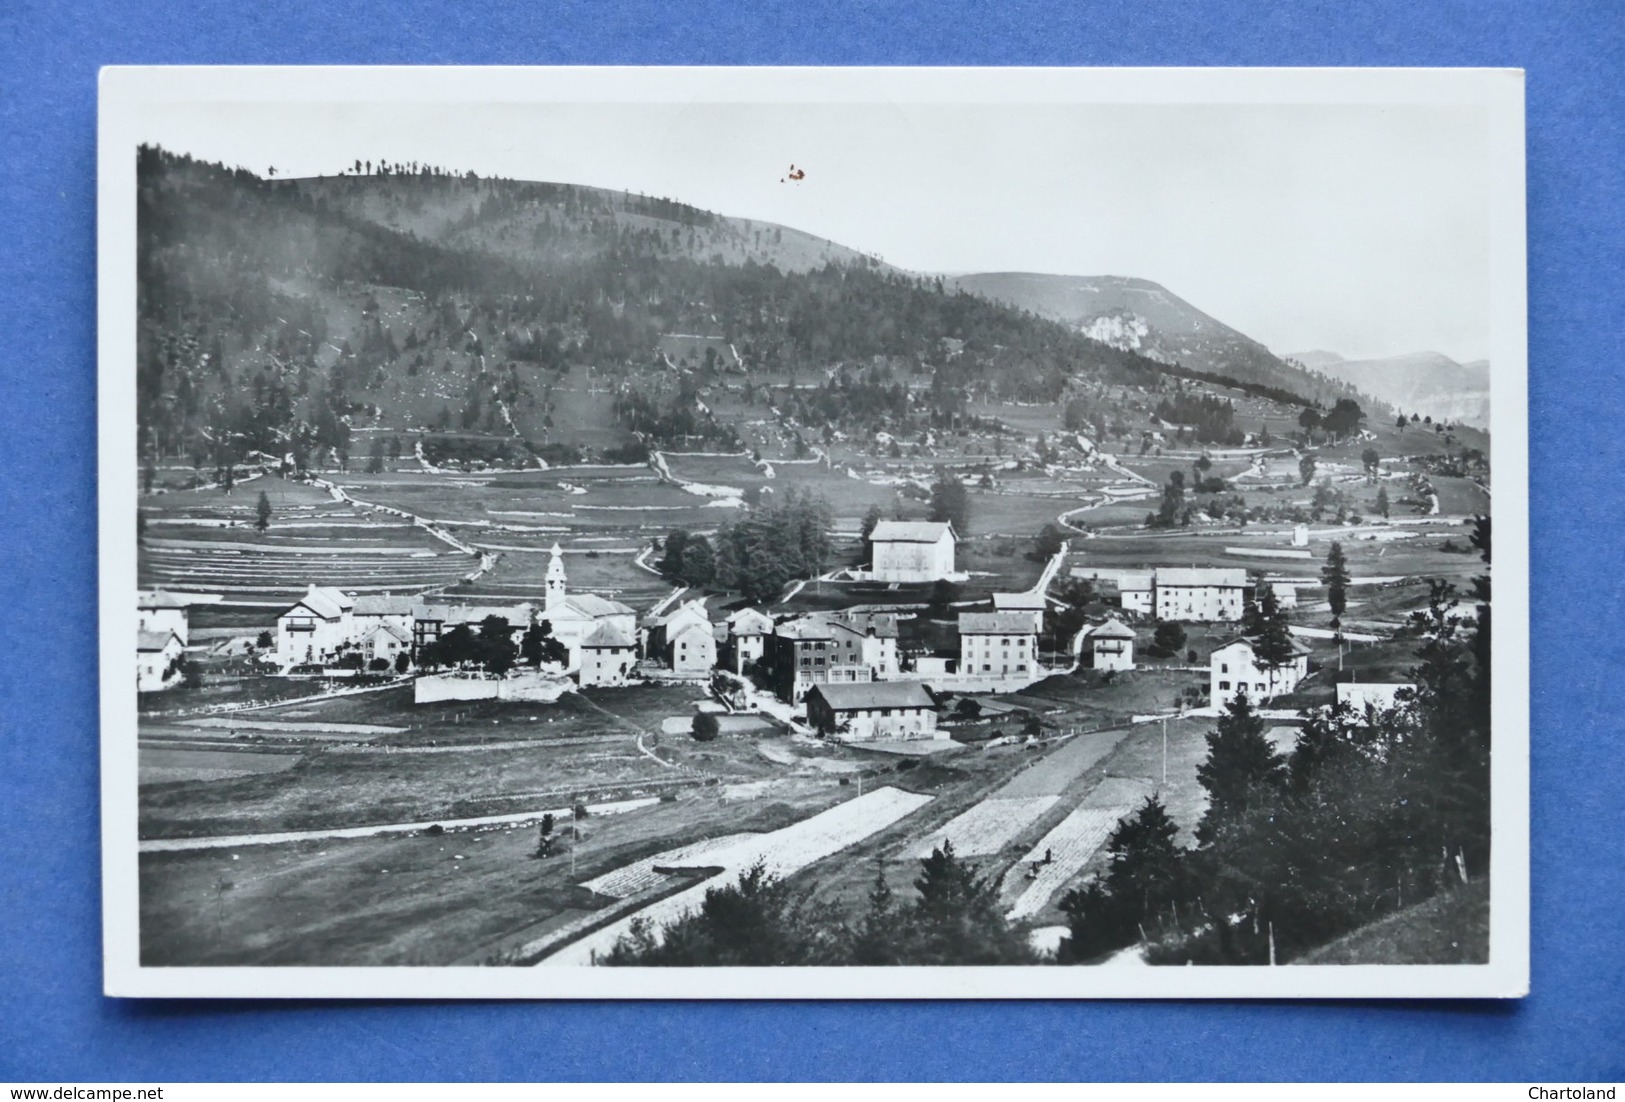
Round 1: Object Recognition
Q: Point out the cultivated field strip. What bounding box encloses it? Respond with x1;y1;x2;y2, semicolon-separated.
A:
540;786;934;965
1005;805;1133;920
580;833;763;899
911;795;1060;858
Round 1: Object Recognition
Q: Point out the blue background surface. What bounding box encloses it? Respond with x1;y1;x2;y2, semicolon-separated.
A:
1;0;1621;1082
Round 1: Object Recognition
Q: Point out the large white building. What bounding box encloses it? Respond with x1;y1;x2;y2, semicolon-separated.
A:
868;520;957;583
1210;636;1311;706
1154;568;1248;623
276;585;358;667
957;611;1039;678
992;591;1047;634
805;680;941;742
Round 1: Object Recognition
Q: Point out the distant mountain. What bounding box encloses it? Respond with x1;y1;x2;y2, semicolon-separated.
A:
1284;350;1490;429
942;272;1351;404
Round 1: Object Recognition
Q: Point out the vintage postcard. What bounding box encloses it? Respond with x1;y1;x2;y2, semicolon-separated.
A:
99;66;1528;998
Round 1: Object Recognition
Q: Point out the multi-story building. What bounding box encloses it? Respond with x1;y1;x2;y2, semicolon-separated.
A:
579;622;638;687
646;598;717;675
957;611;1039;678
765;612;900;702
722;607;774;674
868;520;957;582
1154;568;1248;623
1210;636;1310;706
137;589;191;646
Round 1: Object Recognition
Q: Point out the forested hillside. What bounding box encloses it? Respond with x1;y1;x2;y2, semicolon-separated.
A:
135;146;1306;473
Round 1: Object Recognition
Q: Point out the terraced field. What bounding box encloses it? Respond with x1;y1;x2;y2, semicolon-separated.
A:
911;795;1060;858
580;833;762;899
139;479;476;605
541;785;934;965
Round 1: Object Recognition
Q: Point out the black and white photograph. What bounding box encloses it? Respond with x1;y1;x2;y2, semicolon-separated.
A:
99;66;1528;999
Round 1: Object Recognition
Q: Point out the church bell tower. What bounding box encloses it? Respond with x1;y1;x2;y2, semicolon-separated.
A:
545;542;567;610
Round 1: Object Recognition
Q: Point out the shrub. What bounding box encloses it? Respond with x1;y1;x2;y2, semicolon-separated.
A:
692;712;720;741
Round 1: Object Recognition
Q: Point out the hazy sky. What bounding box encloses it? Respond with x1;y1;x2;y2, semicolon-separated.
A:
141;97;1493;362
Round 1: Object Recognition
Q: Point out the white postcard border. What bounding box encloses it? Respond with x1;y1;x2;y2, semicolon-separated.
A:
98;65;1529;1000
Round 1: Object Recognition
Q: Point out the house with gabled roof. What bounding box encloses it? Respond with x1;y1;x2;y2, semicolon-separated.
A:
579;622;637;687
136;629;185;693
137;588;191;645
1085;617;1136;671
1210;634;1311;706
868;520;957;582
992;591;1047;634
805;680;941;742
646;598;717;675
275;584;357;667
723;607;774;674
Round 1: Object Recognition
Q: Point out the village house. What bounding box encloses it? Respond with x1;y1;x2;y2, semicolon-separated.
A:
957;611;1039;678
137;588;191;645
578;622;638;687
1085;617;1136;671
136;629;185;693
722;607;774;674
867;520;957;583
645;598;717;675
1210;636;1311;706
765;611;900;702
1154;567;1248;622
805;680;941;742
1117;572;1154;615
1336;681;1417;718
361;622;412;669
992;591;1047;634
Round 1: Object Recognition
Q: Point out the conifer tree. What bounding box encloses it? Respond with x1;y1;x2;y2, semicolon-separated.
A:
1195;691;1285;846
1320;540;1351;626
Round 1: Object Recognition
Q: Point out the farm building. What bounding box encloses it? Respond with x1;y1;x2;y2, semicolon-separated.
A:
1210;636;1311;706
723;607;774;674
765;612;900;702
646;598;717;675
137;588;191;645
1085;618;1136;671
992;591;1047;633
579;622;637;687
1336;681;1417;717
957;611;1039;678
868;520;957;583
1154;567;1248;622
805;680;941;742
136;629;184;693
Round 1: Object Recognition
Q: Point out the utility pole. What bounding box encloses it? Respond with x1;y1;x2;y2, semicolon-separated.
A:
1161;715;1168;789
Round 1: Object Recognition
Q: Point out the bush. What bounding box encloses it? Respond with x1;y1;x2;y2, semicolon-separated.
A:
692;712;720;741
368;657;391;672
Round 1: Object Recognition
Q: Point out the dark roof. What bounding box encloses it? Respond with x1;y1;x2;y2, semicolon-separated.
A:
808;681;936;712
958;612;1036;635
